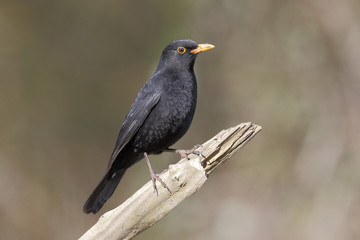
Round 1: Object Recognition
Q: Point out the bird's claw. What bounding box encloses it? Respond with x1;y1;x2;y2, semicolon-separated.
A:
150;170;171;195
175;144;205;160
193;150;205;158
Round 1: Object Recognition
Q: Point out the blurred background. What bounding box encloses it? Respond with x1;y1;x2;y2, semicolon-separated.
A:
1;0;360;239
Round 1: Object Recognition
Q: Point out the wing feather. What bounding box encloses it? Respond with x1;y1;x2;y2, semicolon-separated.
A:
107;90;161;168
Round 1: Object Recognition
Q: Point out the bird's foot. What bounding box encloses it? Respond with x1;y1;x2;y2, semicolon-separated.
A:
144;152;171;195
168;144;205;160
149;169;172;195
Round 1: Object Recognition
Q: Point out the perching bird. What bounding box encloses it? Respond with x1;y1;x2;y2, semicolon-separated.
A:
83;39;214;214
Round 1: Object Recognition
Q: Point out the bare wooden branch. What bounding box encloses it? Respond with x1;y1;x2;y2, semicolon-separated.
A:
79;122;262;240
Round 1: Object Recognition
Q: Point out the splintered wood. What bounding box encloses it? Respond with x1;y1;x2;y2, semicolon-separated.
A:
80;122;262;240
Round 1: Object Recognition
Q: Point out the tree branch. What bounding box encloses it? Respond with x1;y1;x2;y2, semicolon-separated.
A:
79;122;262;240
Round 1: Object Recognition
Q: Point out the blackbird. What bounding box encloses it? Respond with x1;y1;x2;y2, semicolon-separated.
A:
83;39;214;214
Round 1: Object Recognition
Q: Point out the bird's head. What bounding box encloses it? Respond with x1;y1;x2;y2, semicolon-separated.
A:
157;39;215;71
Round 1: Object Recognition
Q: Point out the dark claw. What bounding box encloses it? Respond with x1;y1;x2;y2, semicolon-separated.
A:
193;144;202;149
194;150;205;158
173;144;205;160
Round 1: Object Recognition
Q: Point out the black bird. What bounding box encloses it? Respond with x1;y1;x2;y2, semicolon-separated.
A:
83;39;214;214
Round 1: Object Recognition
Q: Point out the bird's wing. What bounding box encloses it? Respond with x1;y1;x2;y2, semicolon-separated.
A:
107;89;161;169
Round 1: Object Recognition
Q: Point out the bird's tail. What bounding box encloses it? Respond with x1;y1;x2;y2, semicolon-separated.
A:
83;168;126;214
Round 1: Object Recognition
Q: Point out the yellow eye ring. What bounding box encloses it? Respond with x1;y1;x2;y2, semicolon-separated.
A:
177;46;186;54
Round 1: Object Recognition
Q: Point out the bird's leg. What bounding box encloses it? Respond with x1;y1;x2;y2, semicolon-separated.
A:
144;152;171;195
165;144;205;160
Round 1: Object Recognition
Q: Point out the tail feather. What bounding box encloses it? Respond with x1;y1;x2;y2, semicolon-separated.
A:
83;169;126;214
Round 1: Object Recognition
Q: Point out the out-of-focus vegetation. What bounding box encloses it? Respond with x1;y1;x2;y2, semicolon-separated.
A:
1;0;359;239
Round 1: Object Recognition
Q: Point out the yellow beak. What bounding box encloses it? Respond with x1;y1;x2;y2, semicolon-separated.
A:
190;43;215;54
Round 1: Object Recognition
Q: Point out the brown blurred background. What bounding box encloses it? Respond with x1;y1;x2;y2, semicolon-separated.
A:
1;0;360;239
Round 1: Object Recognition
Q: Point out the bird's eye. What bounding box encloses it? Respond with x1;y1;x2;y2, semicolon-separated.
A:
177;46;186;54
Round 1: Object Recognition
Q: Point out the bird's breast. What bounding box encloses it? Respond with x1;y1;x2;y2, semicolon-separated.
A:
133;74;197;153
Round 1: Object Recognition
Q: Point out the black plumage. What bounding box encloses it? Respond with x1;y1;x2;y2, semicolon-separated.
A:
83;39;214;214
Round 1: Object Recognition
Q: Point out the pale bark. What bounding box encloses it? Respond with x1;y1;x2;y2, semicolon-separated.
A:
80;122;262;240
